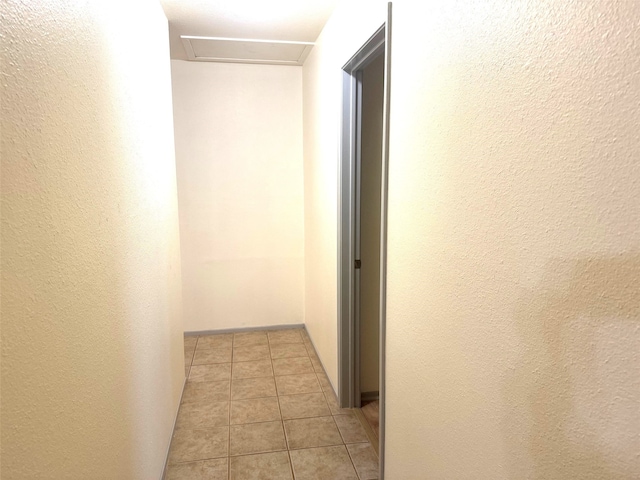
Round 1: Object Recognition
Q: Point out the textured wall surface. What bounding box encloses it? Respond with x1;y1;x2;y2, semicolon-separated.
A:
305;0;640;478
171;60;304;332
385;0;640;478
1;1;184;478
302;0;387;391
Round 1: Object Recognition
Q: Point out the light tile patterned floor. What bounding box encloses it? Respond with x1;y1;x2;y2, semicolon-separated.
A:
169;328;379;480
361;401;380;441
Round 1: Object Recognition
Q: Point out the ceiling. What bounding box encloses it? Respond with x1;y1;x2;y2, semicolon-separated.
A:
160;0;338;64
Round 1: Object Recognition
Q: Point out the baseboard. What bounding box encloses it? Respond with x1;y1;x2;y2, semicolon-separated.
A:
160;375;187;480
185;323;305;336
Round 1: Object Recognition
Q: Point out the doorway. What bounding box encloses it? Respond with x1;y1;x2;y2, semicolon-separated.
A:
338;5;391;478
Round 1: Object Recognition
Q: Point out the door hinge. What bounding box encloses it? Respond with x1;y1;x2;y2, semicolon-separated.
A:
355;259;361;269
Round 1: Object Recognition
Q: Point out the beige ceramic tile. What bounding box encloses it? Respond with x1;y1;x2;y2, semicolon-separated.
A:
230;397;281;425
189;363;231;383
275;374;321;396
166;458;228;480
272;357;314;376
193;348;232;365
196;333;234;350
232;359;273;379
270;343;308;359
284;416;343;450
304;345;316;360
278;393;330;420
315;373;334;393
176;401;229;430
182;381;230;405
302;338;316;350
289;445;358;479
185;349;195;367
233;345;270;362
168;426;229;464
347;443;379;480
229;421;287;456
229;451;293;480
308;354;324;373
233;331;268;347
231;376;277;400
324;391;353;416
334;414;369;444
184;336;198;350
361;401;380;440
267;329;303;345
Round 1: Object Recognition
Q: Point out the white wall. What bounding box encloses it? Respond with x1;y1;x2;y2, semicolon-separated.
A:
302;0;388;391
171;61;305;332
304;0;640;478
1;1;184;478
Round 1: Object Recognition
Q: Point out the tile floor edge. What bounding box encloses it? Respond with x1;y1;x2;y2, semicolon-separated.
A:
354;408;379;457
160;375;188;480
301;325;339;395
185;324;305;336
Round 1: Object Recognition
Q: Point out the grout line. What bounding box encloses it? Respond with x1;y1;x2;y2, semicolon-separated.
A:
267;333;296;478
334;415;349;445
227;419;287;427
272;371;317;379
304;342;337;417
288;448;296;479
345;445;364;480
304;332;377;479
185;345;196;378
331;414;346;447
353;408;379;458
231;357;271;364
227;335;234;480
228;447;288;458
227;393;278;401
229;417;285;427
225;450;290;459
181;328;376;478
306;332;372;480
269;341;284;421
168;453;229;466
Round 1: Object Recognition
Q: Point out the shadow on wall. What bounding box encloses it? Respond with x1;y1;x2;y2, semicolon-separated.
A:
503;254;640;479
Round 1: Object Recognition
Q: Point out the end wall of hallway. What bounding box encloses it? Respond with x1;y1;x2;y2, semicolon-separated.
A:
171;61;305;333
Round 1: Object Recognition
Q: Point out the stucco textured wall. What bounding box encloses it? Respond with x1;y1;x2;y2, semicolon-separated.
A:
302;0;387;391
171;60;305;332
386;1;640;477
1;1;184;478
305;0;640;478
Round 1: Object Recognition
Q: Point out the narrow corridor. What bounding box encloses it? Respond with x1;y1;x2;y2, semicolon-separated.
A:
168;328;378;479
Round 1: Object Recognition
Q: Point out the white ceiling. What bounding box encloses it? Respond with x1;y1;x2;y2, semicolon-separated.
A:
160;0;338;63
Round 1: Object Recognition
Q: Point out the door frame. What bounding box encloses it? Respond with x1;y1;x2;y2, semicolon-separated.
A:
337;3;391;477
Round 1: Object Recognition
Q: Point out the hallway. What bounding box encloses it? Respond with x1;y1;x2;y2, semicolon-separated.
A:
3;1;640;478
168;328;378;479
